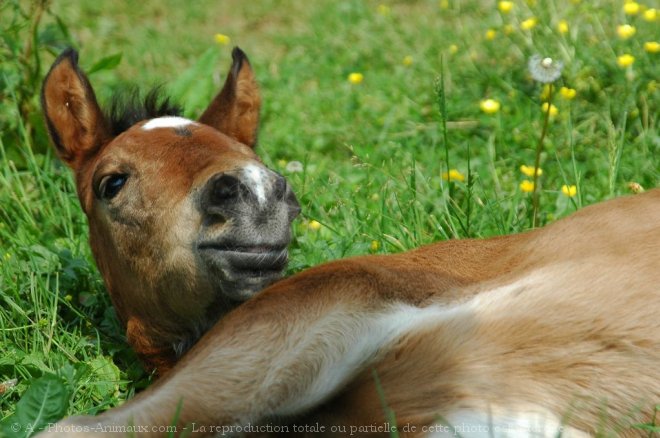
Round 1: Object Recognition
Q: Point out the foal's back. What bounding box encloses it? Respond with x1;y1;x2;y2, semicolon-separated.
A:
306;190;660;436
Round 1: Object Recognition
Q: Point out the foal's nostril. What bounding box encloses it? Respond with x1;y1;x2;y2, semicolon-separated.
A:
210;174;241;205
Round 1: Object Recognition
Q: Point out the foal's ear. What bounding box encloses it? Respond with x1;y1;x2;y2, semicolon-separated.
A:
41;49;109;169
198;47;261;148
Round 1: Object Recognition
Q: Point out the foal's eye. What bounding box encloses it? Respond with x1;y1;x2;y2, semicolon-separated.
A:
99;174;128;200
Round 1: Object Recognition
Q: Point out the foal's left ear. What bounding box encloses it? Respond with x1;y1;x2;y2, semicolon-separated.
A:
198;47;261;148
41;48;110;170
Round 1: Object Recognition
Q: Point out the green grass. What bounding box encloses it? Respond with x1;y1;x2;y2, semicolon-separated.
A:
1;0;659;435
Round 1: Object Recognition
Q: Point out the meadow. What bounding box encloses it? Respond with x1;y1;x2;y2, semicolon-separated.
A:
0;0;658;435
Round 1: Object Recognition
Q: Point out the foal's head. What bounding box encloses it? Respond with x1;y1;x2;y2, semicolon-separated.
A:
41;48;299;373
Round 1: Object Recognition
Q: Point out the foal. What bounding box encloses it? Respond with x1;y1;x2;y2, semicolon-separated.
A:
41;47;299;375
40;49;659;436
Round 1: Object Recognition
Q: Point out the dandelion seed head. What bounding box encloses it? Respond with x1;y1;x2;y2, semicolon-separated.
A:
528;55;563;83
285;160;304;173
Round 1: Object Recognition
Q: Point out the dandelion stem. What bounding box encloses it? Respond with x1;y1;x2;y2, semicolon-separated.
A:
532;83;553;228
436;57;452;200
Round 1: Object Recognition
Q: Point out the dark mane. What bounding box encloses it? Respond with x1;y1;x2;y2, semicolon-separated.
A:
105;87;183;136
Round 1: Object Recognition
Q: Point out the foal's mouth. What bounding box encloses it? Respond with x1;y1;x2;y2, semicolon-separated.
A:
198;241;289;300
198;242;289;278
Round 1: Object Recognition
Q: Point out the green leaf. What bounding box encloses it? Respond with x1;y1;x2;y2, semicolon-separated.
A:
3;374;70;437
89;356;120;400
167;47;220;115
86;53;123;75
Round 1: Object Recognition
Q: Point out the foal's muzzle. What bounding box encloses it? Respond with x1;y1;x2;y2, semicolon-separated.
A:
197;166;300;300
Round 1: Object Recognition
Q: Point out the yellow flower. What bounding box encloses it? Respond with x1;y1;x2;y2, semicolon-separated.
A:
376;4;391;16
503;24;514;35
521;17;538;30
616;24;636;39
308;220;322;231
214;33;231;45
617;54;635;68
541;102;558;117
559;86;577;100
402;55;413;66
498;1;514;13
644;42;660;53
520;180;535;193
557;20;569;34
561;185;577;197
520;165;543;177
370;240;381;251
449;44;459;54
348;72;364;84
485;29;497;40
628;182;645;194
480;99;501;114
442;169;466;182
643;8;657;21
623;2;640;15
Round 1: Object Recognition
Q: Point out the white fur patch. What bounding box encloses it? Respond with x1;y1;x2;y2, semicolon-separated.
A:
242;164;269;205
142;116;195;130
274;304;458;416
273;274;541;417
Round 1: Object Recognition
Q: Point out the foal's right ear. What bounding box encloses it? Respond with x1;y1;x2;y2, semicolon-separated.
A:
41;49;110;169
198;47;261;148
